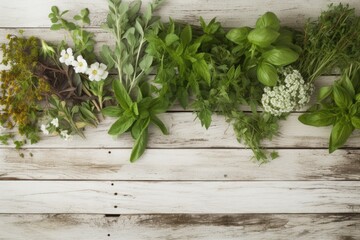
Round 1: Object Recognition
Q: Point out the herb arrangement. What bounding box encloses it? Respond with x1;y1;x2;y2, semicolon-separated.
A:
0;1;359;162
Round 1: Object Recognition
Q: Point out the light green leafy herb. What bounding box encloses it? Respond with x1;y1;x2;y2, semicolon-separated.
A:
102;0;169;162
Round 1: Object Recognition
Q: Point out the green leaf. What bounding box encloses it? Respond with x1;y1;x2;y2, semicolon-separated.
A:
131;118;148;139
73;15;82;21
351;116;360;129
50;24;62;30
257;62;278;86
329;119;354;153
256;12;280;31
198;107;212;129
341;75;355;98
193;60;211;85
135;19;144;37
113;79;133;110
262;47;299;66
180;25;192;46
139;55;153;72
318;86;333;101
130;118;150;162
333;85;353;108
100;45;115;69
108;114;136;136
298;110;336;127
151;115;169;135
226;27;251;45
165;33;179;46
102;106;122;117
51;6;59;15
177;87;189;109
81;8;89;17
123;63;134;76
247;27;280;48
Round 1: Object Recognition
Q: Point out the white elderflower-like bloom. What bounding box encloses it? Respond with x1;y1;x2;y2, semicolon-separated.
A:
72;55;88;73
60;130;71;141
40;124;50;135
50;118;59;128
59;48;74;66
87;62;104;81
261;67;314;116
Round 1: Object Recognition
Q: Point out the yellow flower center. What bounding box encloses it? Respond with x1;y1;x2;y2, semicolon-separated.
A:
92;70;97;75
79;62;83;67
64;53;69;59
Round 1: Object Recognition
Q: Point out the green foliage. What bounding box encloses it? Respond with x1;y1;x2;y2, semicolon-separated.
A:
147;12;297;162
299;64;360;153
49;6;96;61
296;3;360;83
103;0;169;162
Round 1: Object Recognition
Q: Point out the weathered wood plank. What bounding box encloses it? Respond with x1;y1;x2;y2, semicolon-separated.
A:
0;149;359;181
0;213;359;240
1;113;359;149
0;181;359;214
1;0;360;28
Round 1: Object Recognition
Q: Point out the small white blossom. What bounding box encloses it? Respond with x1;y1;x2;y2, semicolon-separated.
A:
50;118;59;128
99;63;109;80
40;124;50;135
86;62;104;81
261;67;314;116
72;55;88;73
59;48;74;66
60;130;71;141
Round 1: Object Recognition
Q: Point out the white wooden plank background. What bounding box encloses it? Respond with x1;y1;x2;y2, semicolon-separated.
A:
0;214;359;240
1;149;359;180
0;0;360;239
0;181;359;214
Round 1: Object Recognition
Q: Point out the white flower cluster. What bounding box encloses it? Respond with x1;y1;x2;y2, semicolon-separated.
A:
59;48;109;81
40;118;71;141
261;68;314;116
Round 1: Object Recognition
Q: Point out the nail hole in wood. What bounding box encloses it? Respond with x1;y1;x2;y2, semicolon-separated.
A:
224;174;228;178
111;183;114;186
114;192;118;195
114;205;118;208
108;151;111;154
107;234;110;237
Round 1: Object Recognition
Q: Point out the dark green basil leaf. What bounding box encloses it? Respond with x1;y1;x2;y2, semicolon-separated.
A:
298;110;336;127
247;27;280;48
262;47;299;66
255;12;280;31
341;75;355;98
108;114;135;136
329;119;354;153
317;86;333;101
333;85;353;108
257;62;278;86
351;116;360;129
226;27;251;45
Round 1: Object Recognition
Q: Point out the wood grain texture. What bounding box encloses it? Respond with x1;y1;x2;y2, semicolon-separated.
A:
0;149;359;181
0;213;359;240
1;0;360;28
0;181;359;214
1;113;359;149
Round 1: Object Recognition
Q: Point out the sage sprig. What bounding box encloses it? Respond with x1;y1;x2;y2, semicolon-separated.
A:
102;0;169;162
